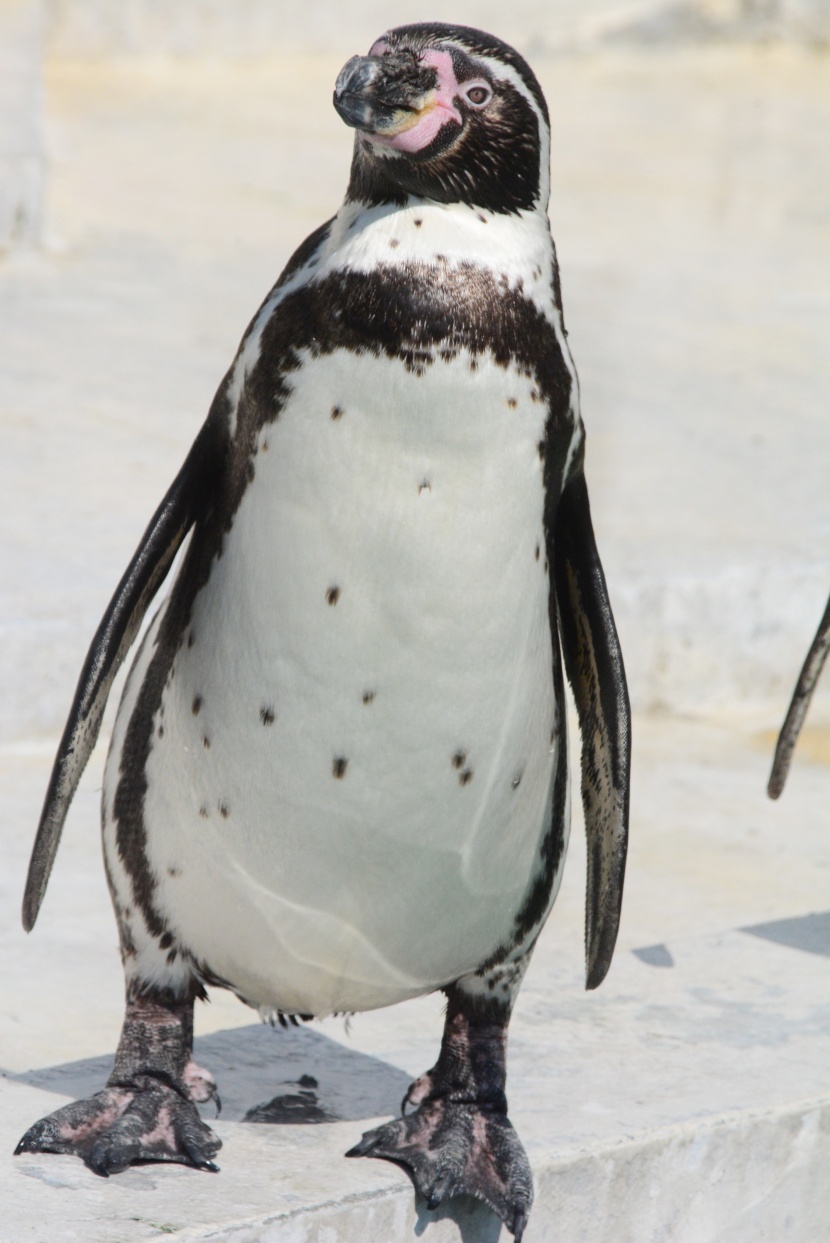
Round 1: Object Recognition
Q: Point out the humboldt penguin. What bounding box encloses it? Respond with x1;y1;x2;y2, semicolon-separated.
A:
17;24;631;1239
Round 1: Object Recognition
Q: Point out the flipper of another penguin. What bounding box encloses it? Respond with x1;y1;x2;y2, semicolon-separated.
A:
21;411;224;933
767;591;830;799
554;469;631;989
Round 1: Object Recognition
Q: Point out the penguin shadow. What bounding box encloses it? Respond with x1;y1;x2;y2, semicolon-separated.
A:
10;1024;508;1239
8;1022;412;1124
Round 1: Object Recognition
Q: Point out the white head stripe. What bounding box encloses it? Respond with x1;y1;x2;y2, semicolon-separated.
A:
467;55;551;212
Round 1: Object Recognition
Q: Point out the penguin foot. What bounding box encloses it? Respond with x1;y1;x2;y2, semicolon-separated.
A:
15;1078;221;1176
346;1099;532;1240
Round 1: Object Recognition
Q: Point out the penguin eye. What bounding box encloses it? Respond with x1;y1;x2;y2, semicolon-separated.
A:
462;81;492;109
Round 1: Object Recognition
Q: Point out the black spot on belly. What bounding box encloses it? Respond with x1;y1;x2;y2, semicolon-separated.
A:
331;404;344;420
332;757;348;779
535;544;540;561
203;735;211;749
159;931;174;949
166;949;178;964
192;695;203;715
389;238;399;249
260;704;276;725
326;586;340;606
537;440;546;461
219;801;230;818
530;389;540;403
167;866;180;878
262;439;269;452
414;218;423;227
157;724;164;738
199;805;209;819
418;480;432;495
507;397;517;409
459;769;474;786
362;690;376;704
452;750;466;770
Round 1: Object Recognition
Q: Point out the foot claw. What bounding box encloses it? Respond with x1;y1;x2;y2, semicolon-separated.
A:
345;1133;380;1158
194;1158;220;1173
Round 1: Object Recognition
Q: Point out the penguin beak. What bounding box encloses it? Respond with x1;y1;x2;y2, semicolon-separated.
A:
333;53;437;138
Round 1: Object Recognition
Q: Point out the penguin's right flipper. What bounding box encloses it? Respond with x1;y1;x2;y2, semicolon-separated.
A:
22;414;225;932
553;470;631;991
767;591;830;799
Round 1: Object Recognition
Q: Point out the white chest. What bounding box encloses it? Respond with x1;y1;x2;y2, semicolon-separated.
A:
121;277;566;1016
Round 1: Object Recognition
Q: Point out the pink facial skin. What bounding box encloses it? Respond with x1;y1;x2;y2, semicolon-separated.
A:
363;47;464;154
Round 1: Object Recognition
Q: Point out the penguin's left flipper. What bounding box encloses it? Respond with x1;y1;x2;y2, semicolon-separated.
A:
553;469;631;989
22;413;225;932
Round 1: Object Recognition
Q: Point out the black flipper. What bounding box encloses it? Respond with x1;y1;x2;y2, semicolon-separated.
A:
767;591;830;800
553;470;631;990
22;413;225;931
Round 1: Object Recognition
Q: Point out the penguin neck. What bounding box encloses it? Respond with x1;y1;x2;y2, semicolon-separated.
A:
344;133;547;218
317;197;557;326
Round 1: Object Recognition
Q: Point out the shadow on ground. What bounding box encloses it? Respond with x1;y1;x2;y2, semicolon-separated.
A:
4;1023;413;1123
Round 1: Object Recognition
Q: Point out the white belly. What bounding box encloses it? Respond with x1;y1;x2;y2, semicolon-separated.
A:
126;346;560;1014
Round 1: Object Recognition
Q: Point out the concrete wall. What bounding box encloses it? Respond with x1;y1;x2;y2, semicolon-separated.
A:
40;0;830;56
0;0;43;250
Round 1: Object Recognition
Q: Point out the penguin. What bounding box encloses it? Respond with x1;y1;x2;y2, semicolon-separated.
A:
16;24;630;1240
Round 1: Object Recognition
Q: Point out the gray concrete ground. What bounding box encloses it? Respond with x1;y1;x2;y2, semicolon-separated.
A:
1;36;829;1243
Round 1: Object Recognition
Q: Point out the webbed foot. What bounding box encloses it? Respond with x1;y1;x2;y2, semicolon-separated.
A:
15;1079;221;1175
347;1098;532;1239
15;987;221;1176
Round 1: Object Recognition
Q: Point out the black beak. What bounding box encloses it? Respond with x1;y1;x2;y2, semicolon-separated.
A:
333;53;434;134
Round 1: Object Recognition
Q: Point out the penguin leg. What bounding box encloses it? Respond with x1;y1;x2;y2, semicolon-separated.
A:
346;961;533;1240
15;986;221;1176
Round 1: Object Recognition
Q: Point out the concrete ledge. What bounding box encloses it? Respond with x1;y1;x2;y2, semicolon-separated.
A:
3;715;828;1242
15;1097;819;1243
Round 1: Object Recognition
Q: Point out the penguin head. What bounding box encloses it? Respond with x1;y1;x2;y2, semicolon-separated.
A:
333;24;550;215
